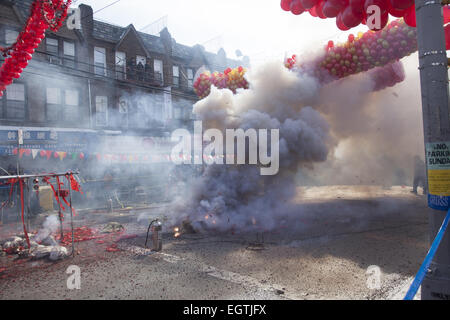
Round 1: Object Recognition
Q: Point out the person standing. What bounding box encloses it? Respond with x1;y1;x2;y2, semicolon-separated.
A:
412;156;428;195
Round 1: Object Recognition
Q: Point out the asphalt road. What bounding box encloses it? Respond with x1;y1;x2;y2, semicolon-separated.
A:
0;186;429;300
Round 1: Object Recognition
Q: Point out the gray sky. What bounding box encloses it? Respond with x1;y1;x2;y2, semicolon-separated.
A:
73;0;368;66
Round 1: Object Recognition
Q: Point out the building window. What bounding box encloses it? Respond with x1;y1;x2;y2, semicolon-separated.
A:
115;51;126;80
64;90;79;121
154;59;163;84
94;47;106;76
46;88;79;121
95;96;108;127
4;83;26;120
118;98;128;128
63;41;75;68
173;66;180;87
187;68;194;88
136;56;146;81
46;37;62;64
5;29;19;45
46;87;61;121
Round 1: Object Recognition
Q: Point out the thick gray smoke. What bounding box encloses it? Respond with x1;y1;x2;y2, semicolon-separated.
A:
171;62;333;232
169;54;424;233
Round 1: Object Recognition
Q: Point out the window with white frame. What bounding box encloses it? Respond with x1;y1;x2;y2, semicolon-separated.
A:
94;47;106;76
172;66;179;87
5;83;25;120
46;87;61;121
115;51;126;80
63;41;75;67
95;96;108;126
5;29;19;45
64;89;79;121
187;68;194;88
154;59;163;83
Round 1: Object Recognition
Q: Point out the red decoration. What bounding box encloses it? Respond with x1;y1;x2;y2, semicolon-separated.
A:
285;19;417;86
0;1;72;95
403;4;416;27
193;67;249;99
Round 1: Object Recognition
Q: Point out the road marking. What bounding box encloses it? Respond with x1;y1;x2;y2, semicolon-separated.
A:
126;246;305;300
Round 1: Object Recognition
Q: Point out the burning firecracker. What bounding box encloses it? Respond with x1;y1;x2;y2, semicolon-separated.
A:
193;66;249;99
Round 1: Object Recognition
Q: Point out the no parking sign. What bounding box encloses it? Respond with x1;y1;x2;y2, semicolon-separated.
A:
426;142;450;211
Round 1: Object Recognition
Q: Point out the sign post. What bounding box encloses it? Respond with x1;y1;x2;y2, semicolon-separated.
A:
415;0;450;299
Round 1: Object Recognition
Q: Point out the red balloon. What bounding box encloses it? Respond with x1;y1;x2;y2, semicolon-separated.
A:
342;5;364;28
403;5;416;27
389;0;414;10
336;11;351;30
300;0;319;10
281;0;293;11
350;0;365;15
444;5;450;24
445;24;450;50
290;0;306;14
328;0;349;11
309;6;318;17
387;1;407;17
322;1;341;17
315;1;327;19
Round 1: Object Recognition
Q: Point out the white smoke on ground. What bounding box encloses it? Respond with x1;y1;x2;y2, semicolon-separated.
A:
33;215;60;243
168;54;424;233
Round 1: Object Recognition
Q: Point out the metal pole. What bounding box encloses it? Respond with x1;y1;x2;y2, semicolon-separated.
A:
415;0;450;299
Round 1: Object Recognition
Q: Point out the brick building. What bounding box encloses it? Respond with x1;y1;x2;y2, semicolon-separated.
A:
0;0;248;172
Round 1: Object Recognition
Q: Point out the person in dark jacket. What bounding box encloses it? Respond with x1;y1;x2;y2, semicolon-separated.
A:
412;156;427;195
